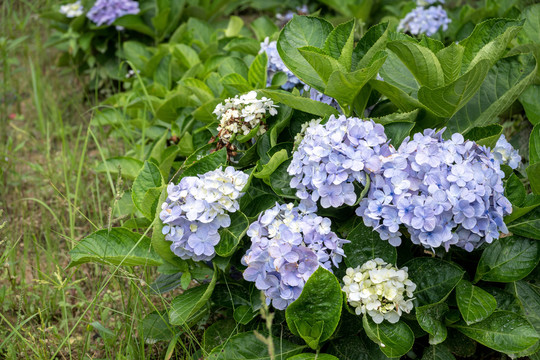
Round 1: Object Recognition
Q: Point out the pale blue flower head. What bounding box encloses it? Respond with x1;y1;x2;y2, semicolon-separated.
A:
492;134;521;169
87;0;139;26
242;203;348;310
398;5;451;36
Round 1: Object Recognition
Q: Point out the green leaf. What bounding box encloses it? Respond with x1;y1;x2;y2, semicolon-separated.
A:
505;173;526;208
405;257;464;306
277;16;334;92
384;121;415;148
353;22;389;71
254;150;289;179
475;236;540;283
448;53;537;134
113;15;154;37
467;23;523;70
508;207;540;240
452;311;539;354
421;345;456;360
203;319;237;352
225;16;244;37
233;305;256;325
250;16;279;42
460;18;524;69
257;89;339;117
169;268;217;326
142;311;175;343
509;281;540;333
215;211;249;257
378;50;419;98
299;46;345;84
323;19;355;70
387;40;444;89
456;280;497;325
528;163;540;195
327;335;389;360
416;302;449;345
69;228;162;267
325;51;387;106
132;161;163;220
288;354;339;360
206;331;305;359
248;51;268;88
531;124;540;165
224;37;261;56
520;84;540;125
463;124;502;149
96;157;143;180
343;222;397;268
436;43;464;84
180;148;227;179
369;79;423;112
362;316;415;358
286;268;343;349
418;59;490;118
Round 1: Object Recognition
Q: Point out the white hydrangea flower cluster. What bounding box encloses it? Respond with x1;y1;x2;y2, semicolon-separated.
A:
492;134;521;170
213;91;278;144
160;167;249;261
343;258;416;324
60;1;84;17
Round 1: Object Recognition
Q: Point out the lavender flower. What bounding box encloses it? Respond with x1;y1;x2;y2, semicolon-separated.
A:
492;134;521;169
357;129;512;252
87;0;139;26
288;115;389;208
242;202;348;310
160;167;249;261
398;5;451;36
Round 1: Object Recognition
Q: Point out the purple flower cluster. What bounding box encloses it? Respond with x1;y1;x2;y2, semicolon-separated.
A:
357;129;512;252
398;5;451;36
87;0;139;26
242;202;348;309
160;167;249;261
492;134;521;170
288;115;388;208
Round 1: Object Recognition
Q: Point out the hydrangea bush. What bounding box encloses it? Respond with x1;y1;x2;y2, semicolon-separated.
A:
67;5;540;360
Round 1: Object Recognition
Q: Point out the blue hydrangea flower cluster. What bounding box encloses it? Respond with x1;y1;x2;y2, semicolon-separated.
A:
242;202;348;310
356;129;512;252
160;167;249;261
87;0;139;26
276;5;309;26
398;5;451;36
492;134;521;170
288;115;388;208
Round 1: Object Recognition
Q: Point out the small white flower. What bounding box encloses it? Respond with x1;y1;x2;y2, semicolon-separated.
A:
343;258;416;324
60;1;84;17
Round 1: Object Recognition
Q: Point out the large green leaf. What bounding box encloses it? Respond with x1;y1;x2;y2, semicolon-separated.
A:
69;228;162;267
421;345;456;360
416;302;449;345
455;280;497;325
460;18;524;69
387;40;444;89
436;43;464;84
253;149;289;180
369;79;423;112
326;335;389;360
505;173;526;208
248;51;268;89
531;124;540;165
520;84;540;125
323;19;355;70
447;53;537;134
169;268;217;326
325;51;387;107
277;16;334;92
286;267;343;349
215;211;249;257
405;257;464;306
352;22;389;71
362;316;415;358
132;161;163;220
288;354;338;360
508;207;540;240
206;331;305;359
258;89;339;118
378;51;419;98
343;222;397;268
452;311;539;354
509;281;540;333
180;148;227;179
418;59;490;118
475;236;540;283
299;46;345;85
96;157;143;180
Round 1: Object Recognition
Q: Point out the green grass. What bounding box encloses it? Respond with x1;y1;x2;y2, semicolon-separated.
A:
0;1;200;358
